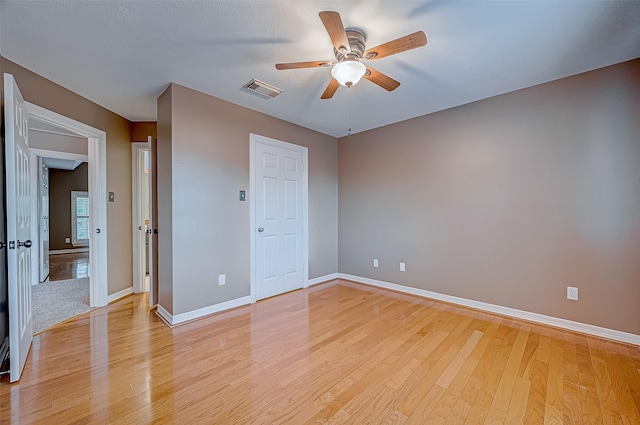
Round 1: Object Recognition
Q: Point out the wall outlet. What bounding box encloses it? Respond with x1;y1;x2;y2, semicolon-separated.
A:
373;259;379;268
567;286;578;301
65;237;71;244
218;274;226;286
400;262;406;272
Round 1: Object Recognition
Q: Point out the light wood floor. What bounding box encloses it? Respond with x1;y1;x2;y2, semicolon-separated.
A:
48;252;90;282
1;280;639;424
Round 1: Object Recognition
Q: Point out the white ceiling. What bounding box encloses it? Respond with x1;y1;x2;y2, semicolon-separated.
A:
1;1;639;137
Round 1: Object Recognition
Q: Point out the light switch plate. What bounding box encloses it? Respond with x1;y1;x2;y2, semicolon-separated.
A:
108;192;115;202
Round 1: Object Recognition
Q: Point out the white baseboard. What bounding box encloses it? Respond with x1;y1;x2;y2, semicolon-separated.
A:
307;273;339;286
155;296;252;326
107;287;133;304
339;273;640;346
50;248;89;255
156;305;173;327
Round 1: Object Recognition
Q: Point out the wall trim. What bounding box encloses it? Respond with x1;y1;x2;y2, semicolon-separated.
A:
107;286;134;304
156;305;173;327
307;273;339;286
49;248;89;255
156;296;252;327
338;274;640;346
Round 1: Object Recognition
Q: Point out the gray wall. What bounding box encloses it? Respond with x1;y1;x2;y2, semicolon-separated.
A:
157;83;338;316
2;58;133;296
49;163;89;250
338;59;640;335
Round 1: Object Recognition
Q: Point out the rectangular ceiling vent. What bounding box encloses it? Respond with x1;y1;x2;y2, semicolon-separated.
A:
243;79;282;99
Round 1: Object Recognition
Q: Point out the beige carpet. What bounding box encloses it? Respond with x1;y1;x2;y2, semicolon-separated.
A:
32;277;93;334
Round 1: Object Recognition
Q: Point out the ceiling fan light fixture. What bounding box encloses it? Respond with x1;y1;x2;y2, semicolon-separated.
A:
331;60;366;87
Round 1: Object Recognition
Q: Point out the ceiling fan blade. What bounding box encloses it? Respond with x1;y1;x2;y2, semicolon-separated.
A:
319;11;351;54
364;67;400;91
275;60;333;70
321;78;340;99
364;31;427;60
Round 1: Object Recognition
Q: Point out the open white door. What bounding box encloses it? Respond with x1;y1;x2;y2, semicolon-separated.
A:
4;73;34;383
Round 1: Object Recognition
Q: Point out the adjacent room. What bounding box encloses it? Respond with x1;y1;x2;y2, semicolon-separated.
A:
0;1;639;423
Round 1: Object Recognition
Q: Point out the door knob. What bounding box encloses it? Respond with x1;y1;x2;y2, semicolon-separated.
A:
258;227;264;233
18;240;32;248
0;241;5;249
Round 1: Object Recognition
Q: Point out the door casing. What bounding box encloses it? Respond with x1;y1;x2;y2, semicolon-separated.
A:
26;102;108;307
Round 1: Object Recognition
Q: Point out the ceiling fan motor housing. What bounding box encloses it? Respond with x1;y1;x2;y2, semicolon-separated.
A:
335;28;366;61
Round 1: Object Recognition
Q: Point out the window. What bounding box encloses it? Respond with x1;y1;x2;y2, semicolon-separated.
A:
71;191;89;246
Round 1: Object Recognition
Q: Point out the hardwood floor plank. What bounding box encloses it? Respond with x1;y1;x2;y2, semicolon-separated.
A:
576;335;604;425
601;341;640;425
484;325;531;424
1;279;638;425
441;318;503;425
544;334;566;424
564;333;584;425
589;339;625;425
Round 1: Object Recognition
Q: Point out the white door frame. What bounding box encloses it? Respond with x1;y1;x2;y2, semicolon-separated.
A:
147;136;157;307
26;102;109;307
37;156;49;283
249;133;309;304
29;148;89;286
131;142;149;293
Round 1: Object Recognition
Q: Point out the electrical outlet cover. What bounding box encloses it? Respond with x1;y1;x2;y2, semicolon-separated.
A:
567;286;578;300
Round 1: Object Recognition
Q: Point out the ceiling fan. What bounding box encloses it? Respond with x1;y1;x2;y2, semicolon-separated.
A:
275;11;427;99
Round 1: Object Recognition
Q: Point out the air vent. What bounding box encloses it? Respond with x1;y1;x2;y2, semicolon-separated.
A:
243;79;282;99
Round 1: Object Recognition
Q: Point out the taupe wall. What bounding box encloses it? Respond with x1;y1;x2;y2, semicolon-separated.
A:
2;58;133;295
49;163;89;250
158;83;338;316
339;59;640;335
130;121;157;142
30;131;88;155
157;86;173;314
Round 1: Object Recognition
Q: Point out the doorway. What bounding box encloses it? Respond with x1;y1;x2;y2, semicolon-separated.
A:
26;102;108;308
132;142;150;295
30;148;93;333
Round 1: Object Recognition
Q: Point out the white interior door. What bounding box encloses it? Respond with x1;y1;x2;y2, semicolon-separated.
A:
4;73;34;383
253;137;306;300
38;157;49;282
